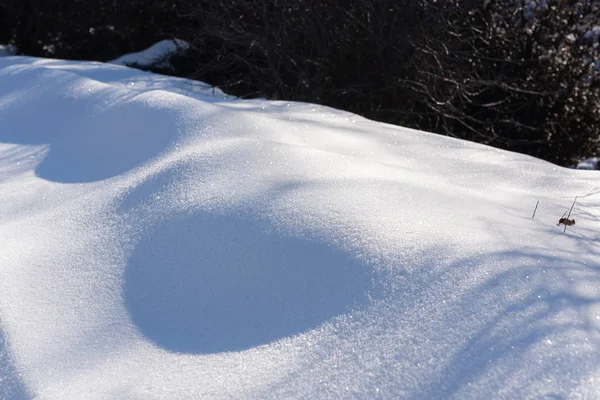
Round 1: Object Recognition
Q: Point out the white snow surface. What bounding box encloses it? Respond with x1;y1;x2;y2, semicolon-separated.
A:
109;39;188;69
0;45;17;57
0;56;599;399
578;157;599;170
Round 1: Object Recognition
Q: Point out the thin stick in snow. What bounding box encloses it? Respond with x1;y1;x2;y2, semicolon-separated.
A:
532;200;539;219
566;196;577;219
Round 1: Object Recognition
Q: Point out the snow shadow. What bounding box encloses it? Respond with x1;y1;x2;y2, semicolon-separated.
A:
0;59;217;183
0;326;29;400
33;97;174;183
419;248;600;398
124;212;372;354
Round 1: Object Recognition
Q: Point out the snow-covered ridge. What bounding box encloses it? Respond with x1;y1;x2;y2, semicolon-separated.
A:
0;56;599;399
0;45;17;57
109;39;188;70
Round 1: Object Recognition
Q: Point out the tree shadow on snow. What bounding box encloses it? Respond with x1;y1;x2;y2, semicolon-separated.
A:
123;211;372;354
0;325;29;400
418;247;600;399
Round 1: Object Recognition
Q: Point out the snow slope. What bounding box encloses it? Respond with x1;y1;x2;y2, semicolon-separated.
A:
0;56;599;399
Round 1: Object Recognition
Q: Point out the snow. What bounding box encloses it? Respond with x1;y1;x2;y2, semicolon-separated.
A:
0;45;17;57
109;39;188;70
578;157;599;170
0;56;599;399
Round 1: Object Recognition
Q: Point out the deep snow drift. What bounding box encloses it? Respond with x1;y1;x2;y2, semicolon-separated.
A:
0;56;599;399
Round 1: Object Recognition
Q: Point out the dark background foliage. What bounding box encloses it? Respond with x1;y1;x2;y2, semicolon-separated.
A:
1;0;598;166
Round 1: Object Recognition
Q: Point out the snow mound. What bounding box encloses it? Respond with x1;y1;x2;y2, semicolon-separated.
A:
0;56;599;399
109;39;188;70
577;157;599;170
0;45;17;57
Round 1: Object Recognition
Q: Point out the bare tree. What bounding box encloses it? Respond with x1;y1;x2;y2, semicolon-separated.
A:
405;0;600;166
